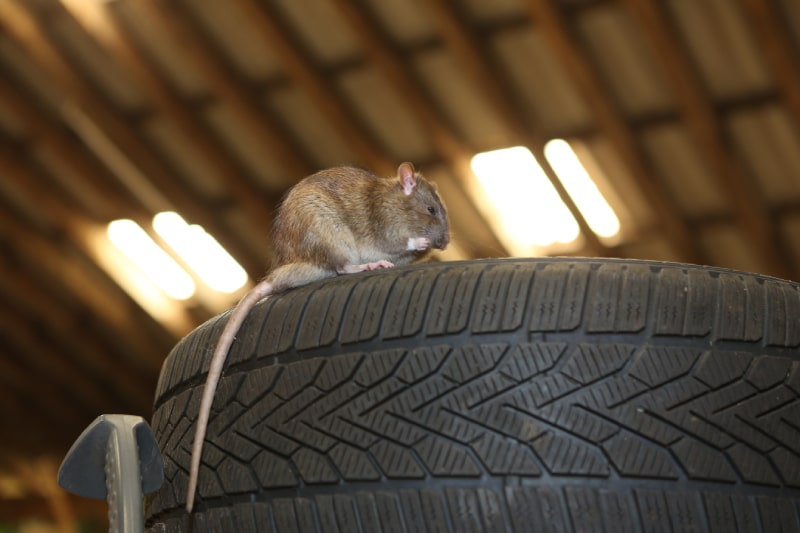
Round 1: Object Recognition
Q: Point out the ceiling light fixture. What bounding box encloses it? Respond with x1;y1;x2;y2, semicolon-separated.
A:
544;139;620;238
107;219;196;300
152;211;248;294
471;146;580;252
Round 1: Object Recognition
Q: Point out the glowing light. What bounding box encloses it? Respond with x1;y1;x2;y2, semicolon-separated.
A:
544;139;620;238
471;146;580;249
107;219;195;300
153;212;248;294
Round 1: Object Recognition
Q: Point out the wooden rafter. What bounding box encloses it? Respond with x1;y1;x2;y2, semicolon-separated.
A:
0;308;113;416
0;261;154;411
740;0;800;129
0;0;264;276
131;0;312;184
230;0;394;175
623;0;794;279
47;0;277;244
522;0;701;264
0;195;171;372
421;0;609;257
335;0;507;257
0;79;132;221
0;142;190;353
0;338;85;429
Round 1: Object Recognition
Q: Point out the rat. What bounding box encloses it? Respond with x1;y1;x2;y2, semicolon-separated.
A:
185;162;449;512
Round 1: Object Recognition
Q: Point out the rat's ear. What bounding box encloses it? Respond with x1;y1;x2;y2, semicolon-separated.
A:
398;162;417;196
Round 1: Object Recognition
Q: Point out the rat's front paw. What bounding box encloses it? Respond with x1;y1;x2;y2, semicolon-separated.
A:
407;237;431;251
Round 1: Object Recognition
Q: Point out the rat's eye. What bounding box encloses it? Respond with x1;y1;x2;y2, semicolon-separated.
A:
427;206;436;215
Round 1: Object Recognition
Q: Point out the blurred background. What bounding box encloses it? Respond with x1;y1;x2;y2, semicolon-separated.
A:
1;0;800;529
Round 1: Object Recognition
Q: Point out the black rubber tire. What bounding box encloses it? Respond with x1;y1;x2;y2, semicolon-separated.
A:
145;258;800;532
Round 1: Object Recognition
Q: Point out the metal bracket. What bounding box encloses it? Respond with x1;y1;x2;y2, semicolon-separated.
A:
58;414;164;533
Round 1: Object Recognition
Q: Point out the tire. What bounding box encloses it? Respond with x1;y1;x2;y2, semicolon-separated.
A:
145;258;800;532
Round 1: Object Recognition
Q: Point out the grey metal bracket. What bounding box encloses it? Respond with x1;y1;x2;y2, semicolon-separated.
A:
58;414;164;533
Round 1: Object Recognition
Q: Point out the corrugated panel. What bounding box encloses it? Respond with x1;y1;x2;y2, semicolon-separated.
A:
459;0;526;24
728;104;800;207
203;102;292;191
699;223;770;274
274;0;358;65
641;124;729;218
368;0;436;46
222;209;272;267
667;0;771;99
576;5;674;117
141;117;227;199
0;100;27;140
424;166;504;257
779;0;800;51
581;137;655;232
0;173;54;234
182;1;282;82
48;14;145;112
113;1;208;98
569;139;637;242
266;87;360;169
781;214;800;269
618;237;683;263
491;28;592;135
337;66;433;162
414;49;514;152
0;38;64;114
31;147;116;221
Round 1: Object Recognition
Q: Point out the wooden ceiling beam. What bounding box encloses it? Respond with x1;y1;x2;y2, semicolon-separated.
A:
0;79;133;221
230;0;394;175
0;0;263;277
0;260;154;411
0;309;115;418
0;145;187;362
336;1;466;161
0;324;94;428
0;199;171;376
623;0;794;280
132;0;312;184
45;0;276;248
0;356;83;453
422;0;609;257
335;0;507;258
522;0;701;264
740;0;800;129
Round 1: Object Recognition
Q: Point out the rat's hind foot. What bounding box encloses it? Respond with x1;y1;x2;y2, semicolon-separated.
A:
338;260;395;274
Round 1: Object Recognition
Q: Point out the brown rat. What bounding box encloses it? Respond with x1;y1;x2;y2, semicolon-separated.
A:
186;162;449;512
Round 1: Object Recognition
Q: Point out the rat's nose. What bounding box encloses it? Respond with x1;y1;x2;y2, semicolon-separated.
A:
435;232;450;250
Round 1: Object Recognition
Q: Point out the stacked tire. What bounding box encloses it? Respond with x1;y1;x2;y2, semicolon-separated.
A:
145;258;800;532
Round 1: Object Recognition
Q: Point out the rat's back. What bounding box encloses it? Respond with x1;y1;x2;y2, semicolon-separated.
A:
271;166;389;266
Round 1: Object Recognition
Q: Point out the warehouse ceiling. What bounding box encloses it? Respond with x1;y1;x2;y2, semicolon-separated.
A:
1;0;800;495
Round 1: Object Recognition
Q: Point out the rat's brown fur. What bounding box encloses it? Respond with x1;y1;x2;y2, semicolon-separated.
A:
186;163;449;512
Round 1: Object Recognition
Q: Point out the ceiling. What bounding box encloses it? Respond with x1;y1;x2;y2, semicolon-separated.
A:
2;0;800;514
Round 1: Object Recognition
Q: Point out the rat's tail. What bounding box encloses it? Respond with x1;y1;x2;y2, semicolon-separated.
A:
186;279;274;513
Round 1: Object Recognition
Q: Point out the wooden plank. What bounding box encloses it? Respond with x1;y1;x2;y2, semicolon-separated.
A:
522;0;701;263
229;0;394;175
422;0;609;257
623;0;793;280
0;198;172;375
0;0;265;277
740;0;800;129
127;0;312;183
0;260;155;411
50;0;278;248
335;0;508;258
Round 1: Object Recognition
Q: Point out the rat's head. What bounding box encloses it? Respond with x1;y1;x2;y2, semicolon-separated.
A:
394;162;450;250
